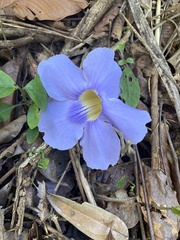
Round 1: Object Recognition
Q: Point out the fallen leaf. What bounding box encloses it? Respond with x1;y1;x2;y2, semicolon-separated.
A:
0;115;26;144
47;193;129;240
0;180;13;206
0;0;89;21
141;208;179;240
111;15;124;40
94;4;119;33
140;167;180;240
106;190;139;229
168;48;180;70
91;162;134;196
38;158;58;182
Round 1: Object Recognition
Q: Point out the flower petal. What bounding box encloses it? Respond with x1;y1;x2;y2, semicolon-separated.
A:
38;55;87;101
38;99;84;150
102;98;151;144
82;48;122;98
80;119;120;170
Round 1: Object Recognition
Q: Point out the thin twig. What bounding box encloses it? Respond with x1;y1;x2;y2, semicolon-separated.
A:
24;212;70;240
155;0;161;45
134;146;147;240
76;160;97;205
69;149;86;202
163;116;180;202
54;160;72;195
135;146;155;240
150;72;160;169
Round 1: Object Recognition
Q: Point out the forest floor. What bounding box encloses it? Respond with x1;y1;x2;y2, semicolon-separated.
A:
0;0;180;239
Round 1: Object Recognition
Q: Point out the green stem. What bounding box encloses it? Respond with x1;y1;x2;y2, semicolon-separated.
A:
19;88;31;106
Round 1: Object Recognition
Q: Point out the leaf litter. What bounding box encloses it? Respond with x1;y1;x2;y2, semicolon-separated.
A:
0;0;180;239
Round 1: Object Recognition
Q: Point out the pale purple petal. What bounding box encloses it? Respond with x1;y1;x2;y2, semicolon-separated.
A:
67;101;87;124
82;48;122;98
38;55;87;101
102;98;151;144
38;99;84;150
80;119;120;170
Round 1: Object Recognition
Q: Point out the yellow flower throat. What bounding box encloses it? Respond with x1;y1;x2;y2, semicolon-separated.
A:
79;90;102;121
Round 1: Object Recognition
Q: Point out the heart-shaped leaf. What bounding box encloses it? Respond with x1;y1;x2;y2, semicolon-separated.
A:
0;70;18;98
120;66;140;107
24;76;48;112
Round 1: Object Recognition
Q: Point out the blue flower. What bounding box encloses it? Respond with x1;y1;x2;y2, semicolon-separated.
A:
38;48;151;170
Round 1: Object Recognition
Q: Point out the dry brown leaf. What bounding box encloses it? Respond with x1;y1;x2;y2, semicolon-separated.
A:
94;4;119;33
168;48;180;71
111;15;124;40
0;180;13;206
141;207;179;240
91;163;134;196
0;0;89;21
106;190;139;229
163;3;180;15
140;167;180;240
0;115;26;144
47;193;129;240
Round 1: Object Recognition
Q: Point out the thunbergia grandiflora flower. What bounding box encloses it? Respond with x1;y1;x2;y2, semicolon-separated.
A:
38;48;151;169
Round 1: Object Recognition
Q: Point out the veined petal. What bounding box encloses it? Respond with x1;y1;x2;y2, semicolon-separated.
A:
38;99;84;150
102;98;151;144
82;48;122;98
80;119;120;170
38;55;87;101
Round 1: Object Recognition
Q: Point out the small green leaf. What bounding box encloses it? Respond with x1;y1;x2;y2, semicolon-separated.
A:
120;66;140;107
27;103;40;129
118;59;126;66
0;102;16;122
116;176;126;188
171;206;180;217
125;26;131;30
24;76;48;111
38;157;49;170
0;70;18;98
125;58;134;64
118;44;125;53
27;127;39;144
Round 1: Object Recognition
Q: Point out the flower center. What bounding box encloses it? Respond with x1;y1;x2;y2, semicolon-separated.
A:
79;90;102;121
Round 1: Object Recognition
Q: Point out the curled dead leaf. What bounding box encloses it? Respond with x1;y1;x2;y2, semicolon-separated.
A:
0;0;89;21
47;193;129;240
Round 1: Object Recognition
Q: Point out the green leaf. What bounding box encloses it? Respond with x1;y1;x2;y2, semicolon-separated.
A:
27;103;40;129
120;66;140;107
0;102;16;122
27;127;39;144
116;176;126;188
24;76;48;111
125;58;134;64
171;206;180;217
0;70;18;98
125;26;131;30
118;43;125;53
38;157;49;170
118;59;126;66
